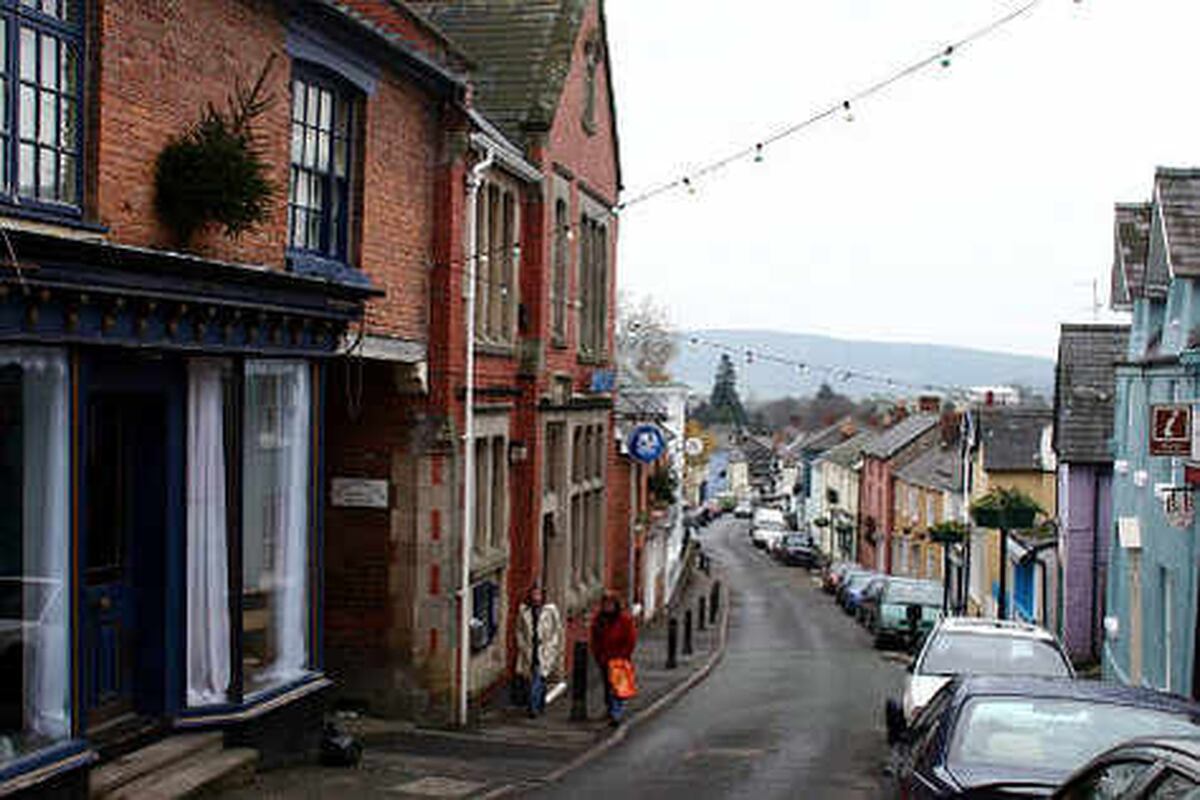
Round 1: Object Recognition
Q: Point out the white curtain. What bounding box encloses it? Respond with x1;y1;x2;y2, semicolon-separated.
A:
186;360;231;706
244;361;310;688
1;348;70;741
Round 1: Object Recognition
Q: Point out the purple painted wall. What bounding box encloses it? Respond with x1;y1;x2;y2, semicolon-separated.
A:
1058;463;1113;662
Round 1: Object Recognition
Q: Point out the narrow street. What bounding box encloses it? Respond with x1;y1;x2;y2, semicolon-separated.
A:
534;516;904;800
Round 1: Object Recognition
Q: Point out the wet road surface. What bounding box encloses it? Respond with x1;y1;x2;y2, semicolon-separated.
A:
533;515;904;800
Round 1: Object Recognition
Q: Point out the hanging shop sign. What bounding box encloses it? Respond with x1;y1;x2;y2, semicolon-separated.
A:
1150;404;1192;456
1161;487;1196;530
628;424;667;464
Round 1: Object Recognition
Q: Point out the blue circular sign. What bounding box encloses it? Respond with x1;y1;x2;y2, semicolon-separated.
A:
628;424;667;464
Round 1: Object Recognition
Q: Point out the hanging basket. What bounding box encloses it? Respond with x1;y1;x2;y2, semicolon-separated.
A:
970;488;1042;530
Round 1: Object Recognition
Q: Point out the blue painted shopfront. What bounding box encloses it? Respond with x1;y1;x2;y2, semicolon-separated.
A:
0;229;372;791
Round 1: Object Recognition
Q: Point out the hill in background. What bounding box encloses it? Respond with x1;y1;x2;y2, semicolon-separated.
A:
672;329;1055;402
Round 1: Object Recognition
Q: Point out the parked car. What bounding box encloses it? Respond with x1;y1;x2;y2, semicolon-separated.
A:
776;534;817;567
838;570;878;614
859;578;943;648
822;561;856;594
752;507;786;529
1053;736;1200;798
900;616;1074;724
751;522;787;551
890;676;1200;798
733;501;753;518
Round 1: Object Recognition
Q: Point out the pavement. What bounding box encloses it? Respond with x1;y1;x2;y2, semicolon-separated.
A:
217;545;728;799
527;516;906;800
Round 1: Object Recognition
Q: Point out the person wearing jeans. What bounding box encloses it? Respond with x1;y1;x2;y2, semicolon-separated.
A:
590;591;638;725
516;584;562;718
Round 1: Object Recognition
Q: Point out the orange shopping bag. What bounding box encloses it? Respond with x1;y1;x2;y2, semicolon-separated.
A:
607;657;638;700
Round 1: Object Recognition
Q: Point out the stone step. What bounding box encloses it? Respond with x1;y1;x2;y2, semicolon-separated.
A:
105;747;258;800
89;732;224;798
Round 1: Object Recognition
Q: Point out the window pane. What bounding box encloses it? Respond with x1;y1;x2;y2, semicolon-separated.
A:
303;126;316;169
37;147;54;200
19;29;35;83
291;81;304;122
39;35;56;91
305;87;318;129
290;124;303;165
0;20;8;76
38;93;55;145
318;89;331;131
59;44;76;97
18;85;34;139
17;143;33;196
58;96;74;150
242;361;311;695
333;137;347;178
316;130;329;172
57;153;74;203
0;348;72;766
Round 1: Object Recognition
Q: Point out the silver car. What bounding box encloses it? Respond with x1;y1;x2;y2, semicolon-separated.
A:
901;616;1074;723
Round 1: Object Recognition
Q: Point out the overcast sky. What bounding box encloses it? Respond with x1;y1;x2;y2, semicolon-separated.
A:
605;1;1198;359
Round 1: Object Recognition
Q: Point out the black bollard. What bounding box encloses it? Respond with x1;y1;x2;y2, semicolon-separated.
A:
570;640;588;721
667;617;679;669
683;609;694;656
710;582;720;625
698;596;707;631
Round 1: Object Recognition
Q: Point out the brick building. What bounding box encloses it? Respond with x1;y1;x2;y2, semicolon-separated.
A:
323;0;624;724
857;415;941;572
0;0;472;794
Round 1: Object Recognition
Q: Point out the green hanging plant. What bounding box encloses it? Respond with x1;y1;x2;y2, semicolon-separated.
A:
970;487;1043;530
928;520;968;544
155;55;278;248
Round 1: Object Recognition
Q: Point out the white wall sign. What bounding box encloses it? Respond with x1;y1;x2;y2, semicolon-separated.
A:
1118;516;1142;550
331;478;389;509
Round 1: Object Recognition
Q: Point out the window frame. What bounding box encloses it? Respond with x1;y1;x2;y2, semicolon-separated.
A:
1;0;85;217
286;62;360;282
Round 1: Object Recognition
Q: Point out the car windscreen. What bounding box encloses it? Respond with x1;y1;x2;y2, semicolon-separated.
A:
781;535;811;547
947;696;1200;777
885;581;943;606
919;631;1070;677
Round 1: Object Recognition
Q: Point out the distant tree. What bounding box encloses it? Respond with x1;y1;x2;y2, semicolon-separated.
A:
616;292;676;384
709;354;747;429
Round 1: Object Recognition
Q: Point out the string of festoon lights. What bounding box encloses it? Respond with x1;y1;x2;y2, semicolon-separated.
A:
674;331;973;400
615;0;1064;212
430;0;1069;283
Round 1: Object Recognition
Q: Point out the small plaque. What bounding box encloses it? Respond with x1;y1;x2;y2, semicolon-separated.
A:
331;478;389;509
1118;516;1142;550
1151;404;1191;456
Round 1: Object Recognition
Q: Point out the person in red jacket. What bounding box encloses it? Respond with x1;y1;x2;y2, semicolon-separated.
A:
590;591;637;725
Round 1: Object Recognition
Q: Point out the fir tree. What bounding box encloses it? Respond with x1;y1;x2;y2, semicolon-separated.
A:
709;354;747;429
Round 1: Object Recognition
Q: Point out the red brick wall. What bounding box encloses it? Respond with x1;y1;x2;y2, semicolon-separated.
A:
97;0;291;265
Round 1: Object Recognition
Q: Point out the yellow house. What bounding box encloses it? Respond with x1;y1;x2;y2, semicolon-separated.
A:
892;446;966;582
967;407;1057;619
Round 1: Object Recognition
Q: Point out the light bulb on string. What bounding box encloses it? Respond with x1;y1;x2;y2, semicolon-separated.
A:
682;176;696;195
689;336;699;346
754;143;764;163
745;349;755;365
565;225;575;242
842;100;854;122
941;45;954;68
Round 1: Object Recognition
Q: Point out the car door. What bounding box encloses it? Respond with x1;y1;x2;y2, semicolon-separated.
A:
897;685;955;797
1055;757;1160;799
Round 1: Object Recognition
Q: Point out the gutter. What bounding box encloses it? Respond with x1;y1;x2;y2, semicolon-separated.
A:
465;107;544;185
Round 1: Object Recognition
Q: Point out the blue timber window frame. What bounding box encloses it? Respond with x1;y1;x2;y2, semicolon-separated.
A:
0;0;84;216
286;64;360;283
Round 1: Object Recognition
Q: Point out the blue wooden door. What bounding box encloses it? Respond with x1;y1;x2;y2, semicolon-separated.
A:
84;392;166;726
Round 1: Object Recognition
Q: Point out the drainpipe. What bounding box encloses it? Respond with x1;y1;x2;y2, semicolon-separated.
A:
458;147;495;728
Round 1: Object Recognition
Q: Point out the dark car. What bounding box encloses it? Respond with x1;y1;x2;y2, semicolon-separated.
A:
823;561;856;594
890;676;1200;798
841;572;882;616
1053;736;1200;798
776;533;817;567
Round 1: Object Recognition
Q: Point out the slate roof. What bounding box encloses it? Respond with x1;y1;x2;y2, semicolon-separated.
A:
979;407;1053;472
863;414;938;460
894;446;962;492
1111;202;1150;310
408;1;605;148
818;431;876;469
1154;168;1200;280
1053;324;1128;464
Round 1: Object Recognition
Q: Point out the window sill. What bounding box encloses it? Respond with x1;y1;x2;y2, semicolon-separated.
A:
549;337;568;350
287;251;372;288
176;673;333;727
576;352;610;367
469;548;509;581
0;203;105;235
0;740;94;795
474;341;516;358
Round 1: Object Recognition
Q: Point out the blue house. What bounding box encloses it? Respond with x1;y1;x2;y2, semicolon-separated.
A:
1107;168;1200;697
